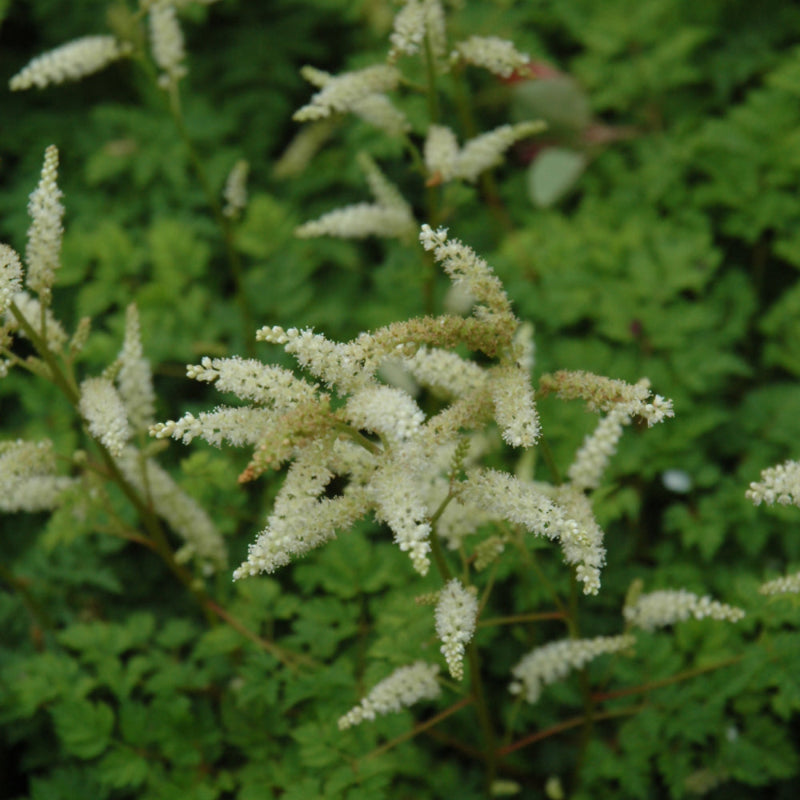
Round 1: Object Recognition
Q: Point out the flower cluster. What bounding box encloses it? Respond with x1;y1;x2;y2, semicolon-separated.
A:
154;225;538;581
0;439;77;513
149;3;188;89
9;36;131;91
296;154;415;240
624;589;745;632
388;0;446;62
510;635;635;704
759;571;800;596
294;65;402;123
25;145;64;298
222;160;249;219
435;579;479;680
2;147;68;353
424;122;546;184
450;35;530;78
338;661;441;730
746;459;800;508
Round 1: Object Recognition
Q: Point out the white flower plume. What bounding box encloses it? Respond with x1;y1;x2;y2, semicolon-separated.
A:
25;145;64;297
510;635;635;704
338;661;440;729
624;589;745;632
10;36;131;91
435;579;478;680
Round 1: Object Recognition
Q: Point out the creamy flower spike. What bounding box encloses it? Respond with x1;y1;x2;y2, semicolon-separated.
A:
9;36;131;91
149;3;187;88
25;146;64;298
759;571;800;596
117;448;226;574
435;579;479;680
451;35;530;78
9;291;68;349
510;635;635;704
338;661;440;730
624;589;745;632
222;160;249;218
79;377;131;457
296;153;415;240
462;468;605;595
0;245;23;315
424;121;546;183
294;64;401;122
0;439;77;513
117;304;156;433
388;0;447;62
746;459;800;508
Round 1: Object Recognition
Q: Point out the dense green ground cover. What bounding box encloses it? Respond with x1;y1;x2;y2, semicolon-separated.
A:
2;1;800;798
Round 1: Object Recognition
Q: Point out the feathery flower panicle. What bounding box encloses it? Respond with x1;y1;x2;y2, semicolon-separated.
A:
79;377;131;457
0;245;23;315
149;3;187;88
294;64;401;122
346;385;424;445
451;35;530;78
296;154;415;240
296;66;409;135
295;202;415;240
624;589;745;632
388;0;428;59
186;355;319;408
117;304;156;433
338;661;440;730
463;469;605;594
26;146;64;297
510;635;635;704
419;224;512;317
539;370;674;426
0;439;76;512
550;484;606;595
424;122;546;183
759;571;800;596
490;362;540;447
7;291;68;350
349;93;410;136
273;119;337;179
456;122;546;182
360;153;406;210
370;449;433;575
151;406;274;447
222;160;249;218
474;535;505;571
513;321;536;374
403;346;486;398
746;459;800;507
424;125;460;182
435;579;478;680
9;36;131;91
256;325;377;394
118;448;226;574
567;405;630;491
233;443;369;579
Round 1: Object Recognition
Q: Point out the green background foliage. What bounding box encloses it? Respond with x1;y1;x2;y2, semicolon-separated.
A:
3;1;800;798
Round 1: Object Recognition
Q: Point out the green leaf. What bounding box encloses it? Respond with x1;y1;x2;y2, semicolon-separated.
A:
97;746;150;790
50;698;114;759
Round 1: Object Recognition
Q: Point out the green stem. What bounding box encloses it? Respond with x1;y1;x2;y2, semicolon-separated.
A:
477;610;565;628
499;703;647;757
361;695;473;763
590;655;744;704
466;642;498;792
